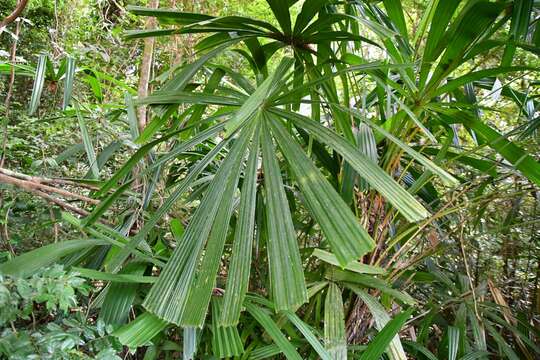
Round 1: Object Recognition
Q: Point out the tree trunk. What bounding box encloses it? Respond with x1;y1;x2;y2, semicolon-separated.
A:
137;0;159;133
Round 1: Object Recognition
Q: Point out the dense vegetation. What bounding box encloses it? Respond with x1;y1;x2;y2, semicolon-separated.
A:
1;0;540;358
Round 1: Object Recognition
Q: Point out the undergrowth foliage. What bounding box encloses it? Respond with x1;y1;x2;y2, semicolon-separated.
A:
1;0;540;359
0;266;121;359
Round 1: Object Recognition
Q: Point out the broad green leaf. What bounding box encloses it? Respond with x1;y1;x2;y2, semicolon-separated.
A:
180;126;254;327
324;283;347;360
275;62;412;106
113;312;168;348
274;109;430;222
191;15;280;33
83;71;103;101
62;56;76;110
224;57;293;136
211;298;244;358
357;121;378;164
73;267;155;283
370;84;437;143
402;341;439;360
327;268;415;305
245;302;302;360
293;0;329;35
463;115;540;187
419;0;461;86
76;104;100;179
0;62;34;77
359;308;413;360
459;351;492;360
170;219;184;241
425;1;505;93
342;108;458;186
485;323;520;360
420;147;497;177
284;310;332;360
249;344;283;360
105;138;230;273
350;287;407;360
448;326;460;360
124;28;178;39
183;327;198;360
431;66;534;98
140;41;240;136
355;120;378;191
468;311;487;352
28;54;47;115
0;239;107;277
266;0;292;34
312;249;385;275
484;311;540;355
136;92;240;107
100;263;146;326
412;0;441;46
221;128;260;326
84;182;131;226
96;121;226;196
269;118;375;265
78;66;136;94
143;124;254;325
188;68;226;125
127;5;213;25
261;119;307;311
62;213;161;268
308;281;329;299
501;0;533;66
382;0;408;40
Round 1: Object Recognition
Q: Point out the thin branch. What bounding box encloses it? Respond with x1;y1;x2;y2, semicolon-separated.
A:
0;173;91;217
0;0;29;29
0;168;100;190
31;188;91;217
0;173;99;204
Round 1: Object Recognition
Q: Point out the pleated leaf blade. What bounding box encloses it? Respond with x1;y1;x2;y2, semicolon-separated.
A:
274;109;429;222
324;283;347;360
269;118;375;266
220;127;260;326
28;54;47;115
143;125;254;325
261;119;307;312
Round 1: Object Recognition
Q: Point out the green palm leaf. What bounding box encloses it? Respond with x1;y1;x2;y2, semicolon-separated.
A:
261;118;308;311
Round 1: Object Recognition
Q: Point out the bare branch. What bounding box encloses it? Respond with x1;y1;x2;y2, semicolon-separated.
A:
0;173;92;217
0;0;29;29
0;168;100;190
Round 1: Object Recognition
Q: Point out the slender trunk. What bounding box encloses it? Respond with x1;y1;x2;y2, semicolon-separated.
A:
169;0;182;66
1;21;20;168
0;20;20;255
131;0;159;233
534;258;540;315
137;0;159;133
